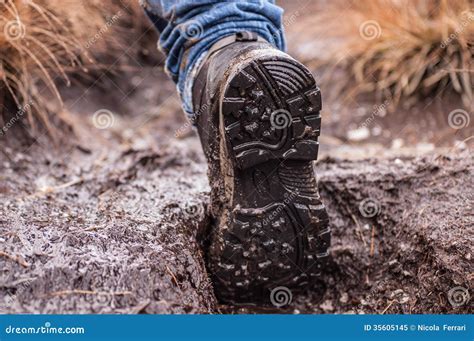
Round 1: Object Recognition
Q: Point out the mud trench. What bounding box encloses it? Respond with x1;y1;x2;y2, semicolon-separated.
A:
1;64;473;314
1;130;472;314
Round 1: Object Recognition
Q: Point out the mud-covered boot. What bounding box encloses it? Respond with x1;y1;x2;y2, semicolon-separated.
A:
192;32;330;304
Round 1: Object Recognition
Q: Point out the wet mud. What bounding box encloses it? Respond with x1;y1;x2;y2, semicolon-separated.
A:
1;68;472;314
1;137;471;314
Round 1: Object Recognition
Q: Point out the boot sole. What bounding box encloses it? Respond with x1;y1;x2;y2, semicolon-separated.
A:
210;55;330;304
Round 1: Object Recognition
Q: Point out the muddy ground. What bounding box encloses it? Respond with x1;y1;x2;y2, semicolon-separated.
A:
1;65;472;314
1;1;473;314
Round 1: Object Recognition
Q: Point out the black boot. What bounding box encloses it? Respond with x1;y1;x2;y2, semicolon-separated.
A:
192;32;330;304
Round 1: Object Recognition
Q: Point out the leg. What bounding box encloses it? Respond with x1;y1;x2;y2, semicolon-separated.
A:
142;0;330;304
141;0;285;117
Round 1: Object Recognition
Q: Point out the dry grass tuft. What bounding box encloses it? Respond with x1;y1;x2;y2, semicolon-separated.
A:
1;0;84;138
0;0;147;140
297;0;473;108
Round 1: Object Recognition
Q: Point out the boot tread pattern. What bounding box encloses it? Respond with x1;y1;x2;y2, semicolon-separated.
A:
211;56;330;304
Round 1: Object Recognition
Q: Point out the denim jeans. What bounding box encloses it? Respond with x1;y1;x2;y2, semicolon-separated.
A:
141;0;286;117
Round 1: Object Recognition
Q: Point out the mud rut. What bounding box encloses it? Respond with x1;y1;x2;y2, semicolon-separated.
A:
0;72;472;314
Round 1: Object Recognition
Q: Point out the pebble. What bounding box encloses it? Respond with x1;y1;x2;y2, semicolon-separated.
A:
394;158;403;165
391;138;404;149
371;125;382;136
347;127;370;141
319;299;334;312
454;140;467;150
391;289;410;304
416;142;435;153
339;292;349;304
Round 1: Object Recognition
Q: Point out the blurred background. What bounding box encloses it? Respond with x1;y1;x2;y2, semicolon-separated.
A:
0;0;472;155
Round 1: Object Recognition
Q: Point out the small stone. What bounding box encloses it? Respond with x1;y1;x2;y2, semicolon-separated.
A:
244;122;259;133
399;242;409;251
454;140;467;150
371;125;382;136
347;126;370;142
319;299;334;312
136;225;148;232
251;89;264;99
416;142;435;153
390;289;410;304
245;106;259;116
391;138;404;149
399;295;410;304
339;292;349;304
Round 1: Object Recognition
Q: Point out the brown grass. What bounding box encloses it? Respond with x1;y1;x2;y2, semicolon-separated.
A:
0;0;147;140
296;0;473;109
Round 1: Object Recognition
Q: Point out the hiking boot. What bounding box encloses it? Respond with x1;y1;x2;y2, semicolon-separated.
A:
192;32;330;304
